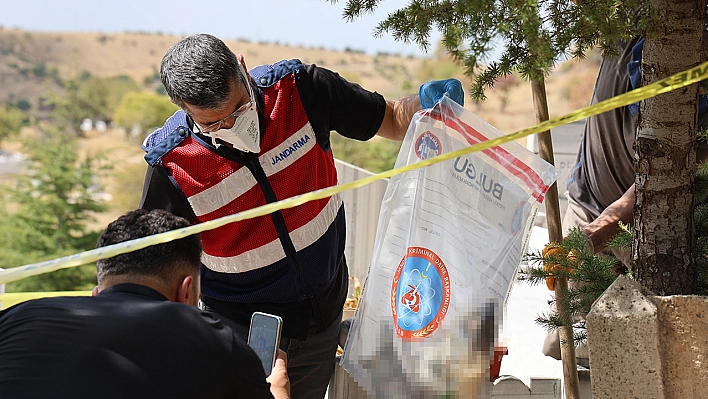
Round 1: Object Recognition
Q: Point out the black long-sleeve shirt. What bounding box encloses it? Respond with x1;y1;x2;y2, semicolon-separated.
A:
0;283;273;399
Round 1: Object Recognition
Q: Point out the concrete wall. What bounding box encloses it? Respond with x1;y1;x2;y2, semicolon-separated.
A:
526;120;584;226
334;159;389;284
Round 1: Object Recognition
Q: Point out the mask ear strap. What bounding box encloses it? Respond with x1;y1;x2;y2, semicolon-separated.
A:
205;132;222;149
238;62;254;99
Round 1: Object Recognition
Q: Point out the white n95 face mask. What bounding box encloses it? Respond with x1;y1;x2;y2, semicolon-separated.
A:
205;103;260;153
204;64;261;153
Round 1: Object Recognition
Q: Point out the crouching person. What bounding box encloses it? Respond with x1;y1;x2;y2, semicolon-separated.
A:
0;209;289;399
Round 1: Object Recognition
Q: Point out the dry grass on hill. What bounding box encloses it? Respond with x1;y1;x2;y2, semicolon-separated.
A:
0;28;601;133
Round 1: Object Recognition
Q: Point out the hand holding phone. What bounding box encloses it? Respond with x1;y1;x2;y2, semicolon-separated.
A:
266;349;290;399
247;312;283;376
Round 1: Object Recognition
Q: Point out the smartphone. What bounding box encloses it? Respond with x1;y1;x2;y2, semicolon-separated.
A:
247;311;283;376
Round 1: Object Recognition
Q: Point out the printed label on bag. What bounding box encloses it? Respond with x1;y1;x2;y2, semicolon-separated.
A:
391;246;451;338
415;131;442;160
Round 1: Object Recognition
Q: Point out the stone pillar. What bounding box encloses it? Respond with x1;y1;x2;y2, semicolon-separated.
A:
586;276;665;398
587;275;708;399
652;295;708;398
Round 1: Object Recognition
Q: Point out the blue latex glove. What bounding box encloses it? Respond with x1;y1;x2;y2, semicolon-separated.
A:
419;78;464;109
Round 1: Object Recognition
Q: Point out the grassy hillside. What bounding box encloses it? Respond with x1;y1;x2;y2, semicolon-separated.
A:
0;29;425;116
0;28;601;132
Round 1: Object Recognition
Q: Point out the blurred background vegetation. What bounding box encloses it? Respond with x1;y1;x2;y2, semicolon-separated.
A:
0;29;599;292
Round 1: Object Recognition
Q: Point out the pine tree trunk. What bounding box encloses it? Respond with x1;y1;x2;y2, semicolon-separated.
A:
531;78;581;399
633;0;706;295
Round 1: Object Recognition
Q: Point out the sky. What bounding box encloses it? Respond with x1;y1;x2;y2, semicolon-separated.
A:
0;0;443;57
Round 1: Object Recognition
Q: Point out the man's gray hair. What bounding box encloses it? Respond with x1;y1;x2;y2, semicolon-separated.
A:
160;33;244;111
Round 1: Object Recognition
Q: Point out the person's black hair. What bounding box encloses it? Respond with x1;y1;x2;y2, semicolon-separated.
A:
160;33;243;110
95;209;202;282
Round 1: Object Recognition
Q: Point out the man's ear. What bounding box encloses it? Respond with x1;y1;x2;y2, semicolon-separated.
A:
176;275;197;307
92;286;99;297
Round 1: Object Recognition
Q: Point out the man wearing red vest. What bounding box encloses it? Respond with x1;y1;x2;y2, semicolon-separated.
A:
140;33;462;398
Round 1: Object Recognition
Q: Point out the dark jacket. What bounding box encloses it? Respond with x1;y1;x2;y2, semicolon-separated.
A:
0;283;273;399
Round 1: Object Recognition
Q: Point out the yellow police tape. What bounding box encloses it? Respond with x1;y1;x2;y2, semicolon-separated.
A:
0;291;92;309
1;61;707;286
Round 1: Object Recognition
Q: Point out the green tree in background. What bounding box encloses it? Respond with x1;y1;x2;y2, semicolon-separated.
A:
43;76;98;136
0;105;26;151
331;0;643;100
80;75;142;122
104;75;142;115
330;134;401;173
113;92;179;138
0;127;110;292
76;76;110;122
41;73;142;135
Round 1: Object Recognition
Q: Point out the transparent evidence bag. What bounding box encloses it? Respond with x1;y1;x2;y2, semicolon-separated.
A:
340;96;559;397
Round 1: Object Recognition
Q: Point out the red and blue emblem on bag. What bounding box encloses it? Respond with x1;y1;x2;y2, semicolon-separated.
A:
391;246;451;338
415;131;442;160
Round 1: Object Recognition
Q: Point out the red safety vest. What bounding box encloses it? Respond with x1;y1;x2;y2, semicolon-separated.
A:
145;61;345;303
